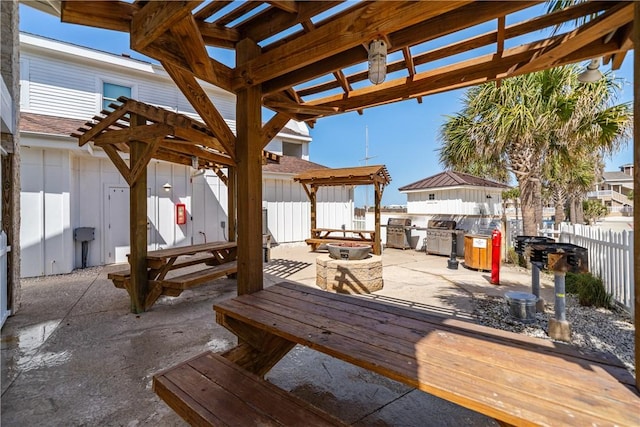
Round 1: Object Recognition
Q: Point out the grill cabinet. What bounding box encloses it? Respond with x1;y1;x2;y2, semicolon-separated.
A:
426;220;457;256
386;218;412;249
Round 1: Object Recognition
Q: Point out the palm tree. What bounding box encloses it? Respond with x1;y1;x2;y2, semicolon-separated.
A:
439;66;631;235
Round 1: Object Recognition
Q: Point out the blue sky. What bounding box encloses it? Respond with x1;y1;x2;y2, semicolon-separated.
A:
19;4;635;207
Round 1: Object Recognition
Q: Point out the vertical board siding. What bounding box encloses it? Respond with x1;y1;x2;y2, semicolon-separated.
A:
556;224;634;313
405;188;502;216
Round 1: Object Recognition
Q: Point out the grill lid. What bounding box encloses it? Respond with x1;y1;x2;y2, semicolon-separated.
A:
427;220;456;230
388;218;411;227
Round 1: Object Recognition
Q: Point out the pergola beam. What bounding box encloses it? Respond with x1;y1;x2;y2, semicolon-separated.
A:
163;61;236;159
302;34;622;117
130;0;201;50
514;2;633;75
232;1;471;90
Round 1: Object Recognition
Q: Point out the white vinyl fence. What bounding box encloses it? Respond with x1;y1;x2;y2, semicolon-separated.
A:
1;231;10;327
539;224;634;313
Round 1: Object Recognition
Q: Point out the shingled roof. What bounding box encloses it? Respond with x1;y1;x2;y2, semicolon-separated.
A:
399;171;509;191
263;156;327;175
21;112;86;135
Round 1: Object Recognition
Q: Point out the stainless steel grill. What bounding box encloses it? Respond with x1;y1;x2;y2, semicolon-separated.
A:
426;220;457;256
386;218;412;249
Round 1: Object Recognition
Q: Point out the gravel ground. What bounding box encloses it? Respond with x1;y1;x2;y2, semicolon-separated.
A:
473;293;636;376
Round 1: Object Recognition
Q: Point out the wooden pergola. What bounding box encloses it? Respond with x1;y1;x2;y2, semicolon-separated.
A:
294;165;391;255
29;0;636;389
71;97;279;311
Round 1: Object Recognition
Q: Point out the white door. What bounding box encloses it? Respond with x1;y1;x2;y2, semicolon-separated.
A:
106;187;129;264
105;187;151;264
191;174;227;244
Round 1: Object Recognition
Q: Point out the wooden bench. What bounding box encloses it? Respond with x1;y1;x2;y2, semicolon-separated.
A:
214;281;640;426
153;351;346;426
108;242;238;309
107;253;219;289
156;260;238;290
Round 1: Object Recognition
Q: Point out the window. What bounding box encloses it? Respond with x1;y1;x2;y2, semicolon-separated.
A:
428;194;435;200
282;141;302;158
102;82;131;111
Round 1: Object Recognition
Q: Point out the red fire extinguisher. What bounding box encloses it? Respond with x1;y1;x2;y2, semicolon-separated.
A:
491;229;501;285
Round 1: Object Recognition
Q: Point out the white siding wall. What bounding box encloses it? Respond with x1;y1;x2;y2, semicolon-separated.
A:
20;147;74;276
22;148;348;275
20;41;235;121
263;179;353;243
405;188;503;216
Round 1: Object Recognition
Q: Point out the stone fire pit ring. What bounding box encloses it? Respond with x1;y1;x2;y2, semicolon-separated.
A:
326;243;371;260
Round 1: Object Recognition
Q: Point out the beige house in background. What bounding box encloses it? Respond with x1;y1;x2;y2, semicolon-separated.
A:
588;164;634;216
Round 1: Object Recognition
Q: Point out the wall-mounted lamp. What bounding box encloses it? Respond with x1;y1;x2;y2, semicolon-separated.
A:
486;194;493;199
162;182;172;192
368;39;387;85
577;59;603;83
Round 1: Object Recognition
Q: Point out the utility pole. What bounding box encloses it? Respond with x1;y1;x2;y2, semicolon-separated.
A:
360;125;376;213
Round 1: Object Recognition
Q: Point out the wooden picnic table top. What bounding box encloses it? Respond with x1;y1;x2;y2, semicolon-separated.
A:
215;281;639;427
312;228;374;233
146;241;237;261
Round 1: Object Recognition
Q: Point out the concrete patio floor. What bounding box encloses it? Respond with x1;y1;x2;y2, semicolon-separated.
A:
1;245;556;426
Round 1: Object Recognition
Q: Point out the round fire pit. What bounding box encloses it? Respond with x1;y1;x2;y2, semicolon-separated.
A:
326;243;371;260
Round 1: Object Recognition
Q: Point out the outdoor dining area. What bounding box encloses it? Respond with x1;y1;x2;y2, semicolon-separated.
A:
8;1;639;426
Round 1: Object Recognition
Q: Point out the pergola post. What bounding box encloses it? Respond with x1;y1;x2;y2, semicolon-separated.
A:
227;167;237;242
129;113;149;313
310;186;317;231
374;182;383;255
235;38;263;295
632;1;639;392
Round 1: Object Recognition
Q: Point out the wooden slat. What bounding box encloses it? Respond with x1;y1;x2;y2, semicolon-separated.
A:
170;14;215;81
232;1;471;90
61;0;134;32
158;261;238;289
263;1;538;95
214;282;640;427
153;351;347;426
515;2;633;75
163;61;236;159
130;0;202;51
261;113;289;148
146;242;237;261
236;1;341;44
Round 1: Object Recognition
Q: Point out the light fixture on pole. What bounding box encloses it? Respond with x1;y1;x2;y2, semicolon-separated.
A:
577;59;603;83
162;182;172;192
368;39;387;85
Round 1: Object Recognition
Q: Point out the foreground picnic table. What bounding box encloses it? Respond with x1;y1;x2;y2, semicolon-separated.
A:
209;281;639;426
108;241;237;309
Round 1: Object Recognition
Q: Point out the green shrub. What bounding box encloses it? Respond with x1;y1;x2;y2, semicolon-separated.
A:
564;272;611;308
505;247;519;265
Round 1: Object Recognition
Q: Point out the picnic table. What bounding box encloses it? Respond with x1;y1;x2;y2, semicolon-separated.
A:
305;228;376;251
108;241;238;309
154;281;639;425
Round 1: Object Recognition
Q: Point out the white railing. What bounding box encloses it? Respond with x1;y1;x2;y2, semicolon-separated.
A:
587;189;631;205
541;224;634;313
1;231;10;327
352;216;366;231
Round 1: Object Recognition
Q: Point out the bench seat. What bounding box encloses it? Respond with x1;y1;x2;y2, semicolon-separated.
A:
153;351;346;427
157;260;238;290
107;253;220;288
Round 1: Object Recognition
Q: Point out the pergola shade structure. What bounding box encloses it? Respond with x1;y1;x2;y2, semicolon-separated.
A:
294;165;391;255
71;97;280;312
26;0;634;387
